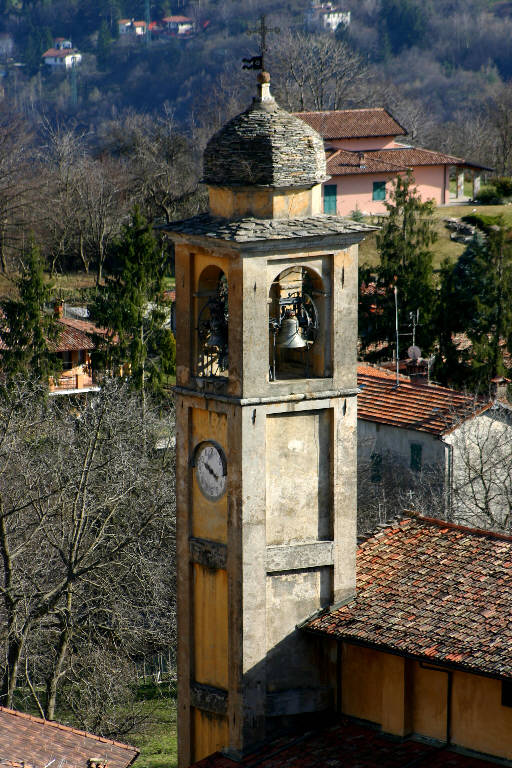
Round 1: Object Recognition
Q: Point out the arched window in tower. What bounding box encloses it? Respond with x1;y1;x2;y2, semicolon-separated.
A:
269;266;326;380
196;266;228;378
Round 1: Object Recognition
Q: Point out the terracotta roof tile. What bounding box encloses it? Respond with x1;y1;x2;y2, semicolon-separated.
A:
0;706;138;768
0;316;104;353
42;48;79;58
357;365;489;435
326;147;405;176
326;146;492;176
162;15;193;22
50;318;96;352
191;717;504;767
307;514;512;679
296;108;407;139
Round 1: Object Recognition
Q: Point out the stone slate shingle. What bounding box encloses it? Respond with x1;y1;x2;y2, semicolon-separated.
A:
163;213;375;243
203;100;328;189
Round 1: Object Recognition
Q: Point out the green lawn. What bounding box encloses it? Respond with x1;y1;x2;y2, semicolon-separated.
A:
129;699;178;768
358;202;512;270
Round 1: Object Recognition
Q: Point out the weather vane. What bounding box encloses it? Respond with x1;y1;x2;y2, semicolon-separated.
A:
242;14;279;71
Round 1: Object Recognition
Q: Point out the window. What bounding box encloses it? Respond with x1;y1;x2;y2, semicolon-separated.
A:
62;351;73;370
370;452;382;483
502;681;512;707
323;184;337;214
410;443;422;472
372;181;386;201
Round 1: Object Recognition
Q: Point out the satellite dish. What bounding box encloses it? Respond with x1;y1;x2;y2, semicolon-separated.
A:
408;345;421;360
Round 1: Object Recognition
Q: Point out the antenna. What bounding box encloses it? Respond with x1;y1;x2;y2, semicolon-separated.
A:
394;286;399;387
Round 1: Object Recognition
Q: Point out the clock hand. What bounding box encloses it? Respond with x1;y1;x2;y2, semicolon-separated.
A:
205;462;219;480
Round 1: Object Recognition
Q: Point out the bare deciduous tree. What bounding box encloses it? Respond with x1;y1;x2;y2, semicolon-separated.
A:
0;380;175;729
269;31;369;112
358;407;512;536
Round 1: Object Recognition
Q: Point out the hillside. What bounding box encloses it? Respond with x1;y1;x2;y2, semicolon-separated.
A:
0;0;510;172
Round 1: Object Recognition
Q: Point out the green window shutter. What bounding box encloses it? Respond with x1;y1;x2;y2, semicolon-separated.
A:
410;443;422;472
324;184;337;214
372;181;386;201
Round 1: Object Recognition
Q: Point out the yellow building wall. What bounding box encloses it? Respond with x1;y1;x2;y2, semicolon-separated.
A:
342;643;512;762
411;662;447;742
192;708;229;763
193;564;229;689
191;408;228;543
452;671;512;761
208;184;322;219
341;643;384;725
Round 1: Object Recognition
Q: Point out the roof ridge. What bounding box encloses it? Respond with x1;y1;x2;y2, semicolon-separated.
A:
296;107;388;115
0;707;139;753
404;510;512;543
357;371;477;397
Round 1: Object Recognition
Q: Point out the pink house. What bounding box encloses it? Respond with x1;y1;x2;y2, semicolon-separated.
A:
296;109;491;216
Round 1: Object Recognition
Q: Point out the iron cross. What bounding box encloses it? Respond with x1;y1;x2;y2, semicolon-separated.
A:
243;14;279;71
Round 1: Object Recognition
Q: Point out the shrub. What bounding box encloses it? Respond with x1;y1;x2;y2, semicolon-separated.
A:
350;206;365;222
493;177;512;198
462;213;501;233
475;186;503;205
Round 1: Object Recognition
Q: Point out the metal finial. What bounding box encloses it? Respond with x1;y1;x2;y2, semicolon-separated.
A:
242;14;279;71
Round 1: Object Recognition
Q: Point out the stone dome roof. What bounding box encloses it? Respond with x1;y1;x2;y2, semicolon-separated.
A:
203;83;328;189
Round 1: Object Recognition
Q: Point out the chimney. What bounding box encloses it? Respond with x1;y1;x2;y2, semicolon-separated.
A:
54;301;64;318
406;358;428;385
358;151;366;169
490;376;510;402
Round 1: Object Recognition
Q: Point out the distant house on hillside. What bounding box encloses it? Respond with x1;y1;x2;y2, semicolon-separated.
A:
305;1;351;32
162;15;196;35
296;108;491;216
49;311;100;394
118;18;147;36
0;705;139;768
42;38;81;69
0;33;14;59
0;303;104;394
357;364;512;530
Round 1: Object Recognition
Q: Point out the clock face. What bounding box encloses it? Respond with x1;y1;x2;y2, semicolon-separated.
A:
195;442;227;501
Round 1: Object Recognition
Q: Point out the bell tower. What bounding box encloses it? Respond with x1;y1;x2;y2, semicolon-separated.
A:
166;73;374;767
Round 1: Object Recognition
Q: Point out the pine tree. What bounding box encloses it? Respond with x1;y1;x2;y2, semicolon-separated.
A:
96;20;112;71
359;172;436;359
0;243;60;385
434;218;512;390
89;208;176;401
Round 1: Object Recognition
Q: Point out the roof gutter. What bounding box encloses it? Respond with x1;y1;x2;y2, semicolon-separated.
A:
301;631;511;684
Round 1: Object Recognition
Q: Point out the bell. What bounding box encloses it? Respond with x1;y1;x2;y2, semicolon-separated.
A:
205;330;225;349
276;316;307;349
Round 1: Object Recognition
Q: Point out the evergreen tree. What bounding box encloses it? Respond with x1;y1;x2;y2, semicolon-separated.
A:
434;218;512;390
359;172;436;359
0;243;60;385
89;208;176;400
96;20;112;71
379;0;427;55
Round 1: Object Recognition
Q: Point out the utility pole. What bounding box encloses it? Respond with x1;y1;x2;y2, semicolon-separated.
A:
395;286;400;387
145;0;151;46
70;61;77;107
